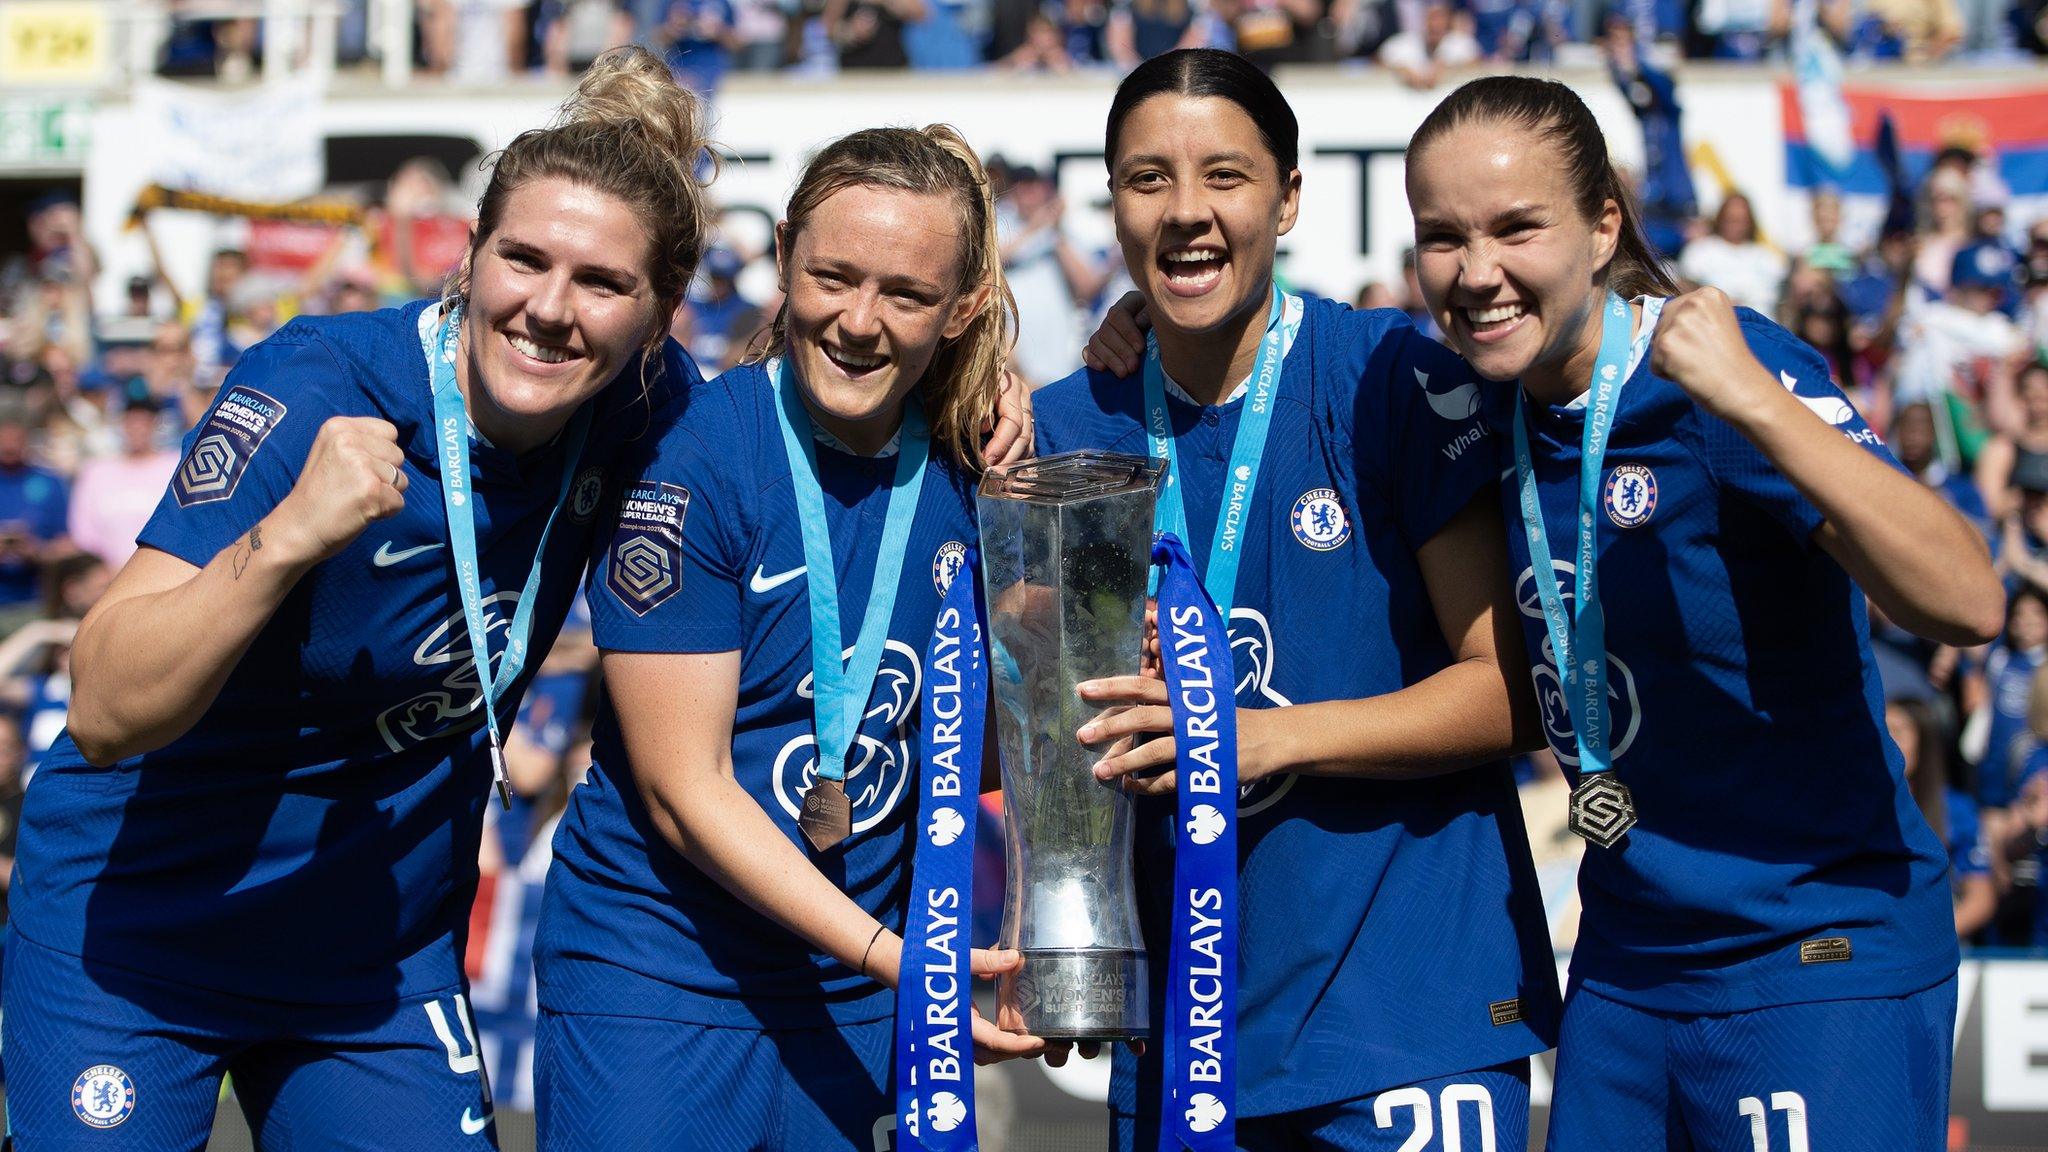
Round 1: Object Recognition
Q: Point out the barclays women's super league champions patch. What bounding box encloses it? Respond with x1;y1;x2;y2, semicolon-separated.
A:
175;386;289;507
607;480;688;616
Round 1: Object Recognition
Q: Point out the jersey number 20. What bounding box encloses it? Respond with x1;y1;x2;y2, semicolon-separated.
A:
1374;1083;1497;1152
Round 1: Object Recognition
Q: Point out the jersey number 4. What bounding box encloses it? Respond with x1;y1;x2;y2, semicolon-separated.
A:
1375;1083;1497;1152
1738;1092;1810;1152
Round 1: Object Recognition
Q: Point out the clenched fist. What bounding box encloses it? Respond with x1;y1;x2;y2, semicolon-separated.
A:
1647;287;1774;421
270;417;410;565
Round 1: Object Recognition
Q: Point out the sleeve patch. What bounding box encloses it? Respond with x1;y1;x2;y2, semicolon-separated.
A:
606;480;689;617
174;386;289;507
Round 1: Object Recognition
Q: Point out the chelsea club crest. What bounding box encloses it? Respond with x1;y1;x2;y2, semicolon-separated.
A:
1603;464;1657;529
568;466;605;524
72;1064;136;1129
1290;488;1350;551
933;540;968;594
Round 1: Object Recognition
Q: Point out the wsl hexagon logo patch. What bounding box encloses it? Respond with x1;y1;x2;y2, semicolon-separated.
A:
72;1064;135;1129
175;386;287;507
606;481;688;617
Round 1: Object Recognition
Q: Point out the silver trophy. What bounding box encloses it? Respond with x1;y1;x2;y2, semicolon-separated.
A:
976;450;1163;1042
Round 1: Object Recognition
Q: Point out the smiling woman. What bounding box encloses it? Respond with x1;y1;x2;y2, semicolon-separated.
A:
1402;75;2003;1152
1;46;715;1152
1037;48;1561;1152
528;126;1040;1152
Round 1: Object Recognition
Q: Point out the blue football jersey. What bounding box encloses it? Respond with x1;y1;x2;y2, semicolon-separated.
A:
1034;296;1561;1118
10;300;697;1005
535;360;980;1029
1486;301;1957;1015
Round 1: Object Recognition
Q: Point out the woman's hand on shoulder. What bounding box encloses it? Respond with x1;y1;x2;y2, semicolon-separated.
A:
1082;292;1150;378
268;416;409;565
982;367;1035;468
1648;287;1781;422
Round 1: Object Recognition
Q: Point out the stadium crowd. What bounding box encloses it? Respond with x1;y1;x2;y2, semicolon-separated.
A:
147;0;2048;90
3;41;2048;1090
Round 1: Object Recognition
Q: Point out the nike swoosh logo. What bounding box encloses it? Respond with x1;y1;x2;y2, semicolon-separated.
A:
373;541;446;567
461;1108;491;1136
749;564;806;594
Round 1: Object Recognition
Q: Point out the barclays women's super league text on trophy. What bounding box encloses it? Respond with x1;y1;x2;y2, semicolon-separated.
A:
976;450;1164;1043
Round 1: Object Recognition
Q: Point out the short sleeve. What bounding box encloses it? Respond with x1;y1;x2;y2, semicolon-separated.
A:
135;337;336;568
1355;320;1496;550
1693;315;1901;546
589;409;745;654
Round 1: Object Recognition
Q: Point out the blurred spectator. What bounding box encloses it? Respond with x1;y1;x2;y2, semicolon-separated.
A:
370;159;474;300
999;166;1089;386
1893;244;2029;464
423;0;531;81
2;193;96;305
1894;399;1993;535
0;554;106;779
1377;0;1480;87
1230;0;1337;68
537;0;637;76
828;0;925;66
0;407;70;626
1801;189;1856;273
1106;0;1207;65
14;271;94;373
1914;167;1975;295
1354;281;1398;310
186;249;249;375
1977;586;2048;810
2024;227;2048;357
2004;747;2048;945
1976;361;2048;520
1891;697;1998;940
680;247;763;373
1680;192;1786;316
0;713;25;929
655;0;743;93
1867;0;1964;57
998;5;1083;68
1397;248;1443;340
69;385;180;571
1785;270;1858;392
1690;0;1787;58
1606;15;1696;261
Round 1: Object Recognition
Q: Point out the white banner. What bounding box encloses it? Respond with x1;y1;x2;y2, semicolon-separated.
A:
135;75;325;203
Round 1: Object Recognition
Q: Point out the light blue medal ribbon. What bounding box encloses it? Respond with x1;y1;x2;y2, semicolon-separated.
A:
1511;291;1639;848
1141;286;1293;616
1152;533;1239;1152
769;357;932;849
894;552;988;1152
421;305;593;810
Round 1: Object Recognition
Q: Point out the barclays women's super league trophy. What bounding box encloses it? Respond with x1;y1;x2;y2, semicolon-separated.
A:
975;450;1163;1042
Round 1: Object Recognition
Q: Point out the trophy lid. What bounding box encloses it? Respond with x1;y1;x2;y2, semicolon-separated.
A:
978;450;1165;506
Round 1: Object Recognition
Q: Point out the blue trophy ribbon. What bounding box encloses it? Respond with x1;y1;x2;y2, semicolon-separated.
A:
1152;532;1239;1152
894;553;989;1152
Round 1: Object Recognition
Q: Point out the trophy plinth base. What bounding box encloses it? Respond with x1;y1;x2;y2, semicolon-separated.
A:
1001;948;1150;1041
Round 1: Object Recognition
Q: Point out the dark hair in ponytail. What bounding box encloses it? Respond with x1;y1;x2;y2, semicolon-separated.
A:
1409;76;1678;300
